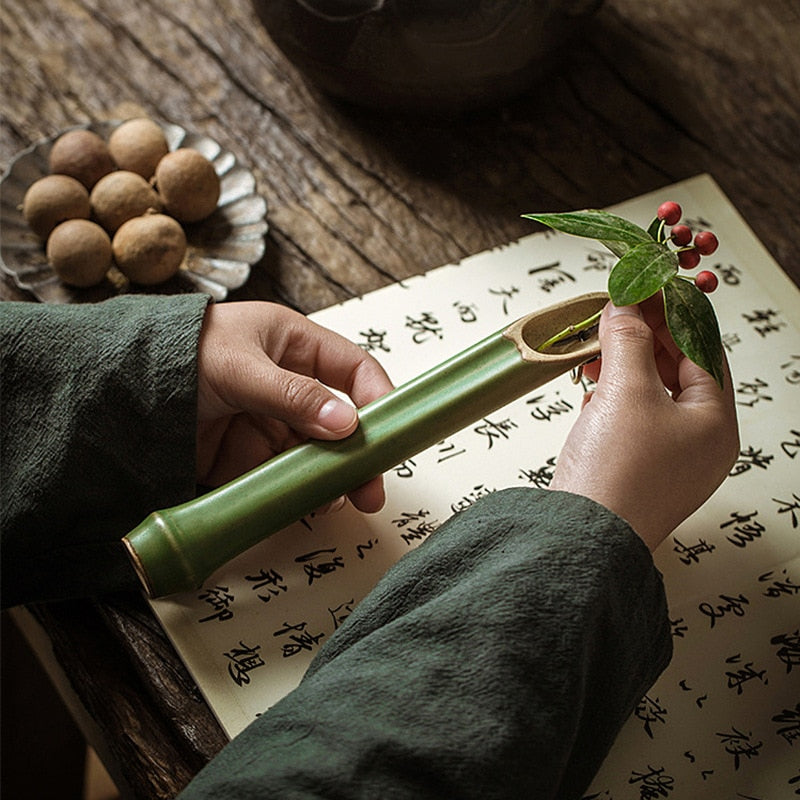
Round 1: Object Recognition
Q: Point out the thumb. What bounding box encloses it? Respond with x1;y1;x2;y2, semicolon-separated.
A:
211;355;360;441
596;302;662;393
262;366;360;439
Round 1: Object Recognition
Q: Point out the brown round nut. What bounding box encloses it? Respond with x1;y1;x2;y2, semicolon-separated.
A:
154;148;220;223
48;129;115;190
108;118;170;179
22;174;91;239
90;170;163;233
112;213;187;285
46;219;112;287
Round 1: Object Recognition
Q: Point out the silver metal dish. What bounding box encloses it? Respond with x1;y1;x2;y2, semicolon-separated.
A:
0;120;267;302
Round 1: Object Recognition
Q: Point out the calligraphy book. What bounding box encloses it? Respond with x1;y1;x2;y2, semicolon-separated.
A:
151;175;800;797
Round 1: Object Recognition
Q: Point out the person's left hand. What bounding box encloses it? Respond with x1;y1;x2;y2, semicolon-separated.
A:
195;301;394;512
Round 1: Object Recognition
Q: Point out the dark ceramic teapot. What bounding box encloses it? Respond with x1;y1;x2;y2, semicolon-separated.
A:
254;0;603;114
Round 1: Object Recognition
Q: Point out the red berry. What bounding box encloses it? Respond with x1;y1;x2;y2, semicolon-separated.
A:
657;201;682;226
695;270;719;293
671;225;692;246
678;249;701;270
694;230;719;256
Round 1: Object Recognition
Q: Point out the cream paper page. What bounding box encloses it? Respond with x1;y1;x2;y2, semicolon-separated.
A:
151;174;800;798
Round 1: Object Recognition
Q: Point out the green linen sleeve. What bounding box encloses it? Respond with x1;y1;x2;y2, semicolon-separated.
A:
179;486;672;800
0;293;210;608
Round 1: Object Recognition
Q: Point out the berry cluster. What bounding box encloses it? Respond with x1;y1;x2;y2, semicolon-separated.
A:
656;201;719;293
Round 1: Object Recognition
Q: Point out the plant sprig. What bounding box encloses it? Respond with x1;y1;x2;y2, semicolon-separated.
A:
522;202;725;389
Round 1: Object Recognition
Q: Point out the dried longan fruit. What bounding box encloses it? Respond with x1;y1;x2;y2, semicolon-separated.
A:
112;213;187;285
108;118;170;179
90;170;163;233
48;129;115;190
154;148;220;223
47;219;112;287
22;174;91;239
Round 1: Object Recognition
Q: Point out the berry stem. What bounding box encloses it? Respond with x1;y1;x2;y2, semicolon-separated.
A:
536;308;603;352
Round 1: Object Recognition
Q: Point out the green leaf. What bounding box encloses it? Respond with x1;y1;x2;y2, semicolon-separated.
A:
608;241;678;306
522;210;652;250
646;217;665;242
663;278;725;389
599;239;630;258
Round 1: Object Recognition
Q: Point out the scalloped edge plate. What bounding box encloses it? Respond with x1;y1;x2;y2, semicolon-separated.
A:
0;120;268;302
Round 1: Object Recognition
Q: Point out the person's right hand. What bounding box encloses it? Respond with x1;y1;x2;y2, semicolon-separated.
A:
550;295;740;551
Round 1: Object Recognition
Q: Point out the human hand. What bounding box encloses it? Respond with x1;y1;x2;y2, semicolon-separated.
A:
550;295;739;551
195;301;394;512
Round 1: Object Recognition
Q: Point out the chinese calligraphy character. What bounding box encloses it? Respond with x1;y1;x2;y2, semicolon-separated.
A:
724;654;768;694
355;539;378;559
474;416;518;449
357;328;390;352
295;548;344;585
392;509;439;545
780;430;800;459
760;568;800;598
528;262;575;293
450;484;495;514
245;569;288;603
273;621;325;658
742;308;787;337
405;312;443;343
780;354;800;385
635;695;668;738
673;536;716;565
730;446;774;475
670;618;689;638
393;458;417;478
715;262;743;286
436;439;467;463
719;510;765;547
716;726;763;770
519;456;558;488
735;377;772;406
682;215;714;232
698;593;749;628
583;248;617;272
392;509;430;528
400;520;439;546
773;493;800;528
721;331;741;352
771;629;800;673
197;585;235;622
628;764;674;799
452;301;478;323
772;703;800;745
488;285;520;314
526;391;574;421
224;641;264;686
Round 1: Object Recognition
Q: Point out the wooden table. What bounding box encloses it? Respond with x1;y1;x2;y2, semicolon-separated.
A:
2;1;798;797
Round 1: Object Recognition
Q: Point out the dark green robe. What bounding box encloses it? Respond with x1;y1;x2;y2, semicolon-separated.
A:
0;295;671;799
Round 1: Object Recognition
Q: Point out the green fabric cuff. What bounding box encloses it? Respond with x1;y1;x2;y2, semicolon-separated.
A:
1;293;210;607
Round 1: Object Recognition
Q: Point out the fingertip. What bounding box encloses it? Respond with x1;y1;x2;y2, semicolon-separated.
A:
604;300;643;321
348;476;386;514
317;397;358;435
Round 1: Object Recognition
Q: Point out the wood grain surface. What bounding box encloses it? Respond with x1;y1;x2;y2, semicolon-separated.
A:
2;0;798;797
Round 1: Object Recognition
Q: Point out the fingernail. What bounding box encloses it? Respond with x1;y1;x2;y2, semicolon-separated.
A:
318;398;357;433
606;301;642;318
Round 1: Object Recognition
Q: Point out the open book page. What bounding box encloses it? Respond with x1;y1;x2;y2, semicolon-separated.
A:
150;174;800;797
